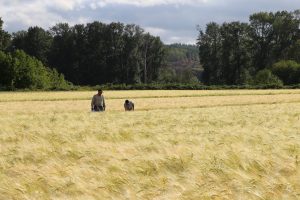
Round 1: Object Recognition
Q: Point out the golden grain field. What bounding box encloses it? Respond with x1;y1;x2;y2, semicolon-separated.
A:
0;90;300;200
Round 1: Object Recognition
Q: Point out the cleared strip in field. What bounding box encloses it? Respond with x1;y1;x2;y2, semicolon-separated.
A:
1;89;300;102
1;94;300;114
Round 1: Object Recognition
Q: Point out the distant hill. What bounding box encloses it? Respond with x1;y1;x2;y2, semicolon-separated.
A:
164;44;203;82
165;43;202;70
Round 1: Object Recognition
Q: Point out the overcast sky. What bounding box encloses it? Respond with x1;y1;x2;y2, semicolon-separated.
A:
0;0;299;44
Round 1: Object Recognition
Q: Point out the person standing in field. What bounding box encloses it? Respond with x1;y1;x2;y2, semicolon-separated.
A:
124;100;134;111
91;89;106;112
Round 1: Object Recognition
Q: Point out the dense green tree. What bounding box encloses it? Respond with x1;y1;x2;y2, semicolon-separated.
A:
253;69;283;86
0;18;11;51
0;51;13;87
220;22;252;84
249;11;300;70
249;12;275;71
49;22;87;85
158;67;177;83
121;24;144;83
0;50;70;89
271;60;300;84
47;22;165;85
198;10;300;85
142;33;165;83
198;22;252;84
12;27;52;64
271;11;300;61
197;22;222;84
288;40;300;62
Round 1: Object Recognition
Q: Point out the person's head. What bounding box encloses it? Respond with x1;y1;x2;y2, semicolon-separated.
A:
125;100;129;104
98;89;103;95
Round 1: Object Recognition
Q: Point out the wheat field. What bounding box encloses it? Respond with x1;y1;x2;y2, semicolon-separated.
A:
0;90;300;200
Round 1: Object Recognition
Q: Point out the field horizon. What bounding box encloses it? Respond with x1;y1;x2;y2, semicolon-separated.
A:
0;90;300;199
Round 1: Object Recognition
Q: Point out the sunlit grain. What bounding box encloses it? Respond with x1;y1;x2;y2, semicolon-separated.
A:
0;90;299;199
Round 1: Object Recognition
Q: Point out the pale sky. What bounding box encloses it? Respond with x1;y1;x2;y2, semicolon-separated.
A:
0;0;299;44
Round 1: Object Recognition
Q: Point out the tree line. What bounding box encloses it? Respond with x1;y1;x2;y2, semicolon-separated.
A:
1;9;300;90
5;20;164;87
198;10;300;86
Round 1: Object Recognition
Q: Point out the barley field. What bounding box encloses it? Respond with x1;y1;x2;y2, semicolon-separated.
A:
0;90;300;200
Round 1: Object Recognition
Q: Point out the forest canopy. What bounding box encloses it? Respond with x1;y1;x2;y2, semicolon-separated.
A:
197;10;300;86
0;9;300;90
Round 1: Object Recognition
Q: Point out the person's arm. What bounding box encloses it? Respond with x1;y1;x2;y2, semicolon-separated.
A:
103;96;106;110
91;96;95;111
